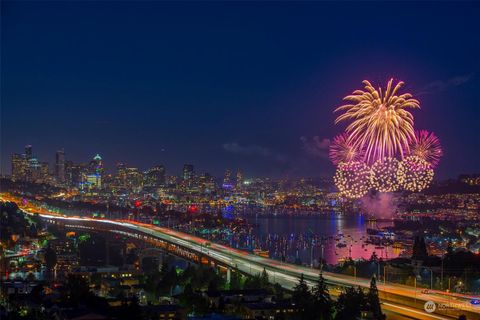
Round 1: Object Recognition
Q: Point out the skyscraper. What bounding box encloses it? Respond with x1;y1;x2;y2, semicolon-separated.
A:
145;165;166;187
224;169;232;184
116;162;127;187
126;167;143;192
236;169;243;186
183;164;194;181
25;145;33;160
55;149;66;183
11;153;28;181
89;154;104;175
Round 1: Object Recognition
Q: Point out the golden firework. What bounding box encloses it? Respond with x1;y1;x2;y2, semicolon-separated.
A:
335;79;420;164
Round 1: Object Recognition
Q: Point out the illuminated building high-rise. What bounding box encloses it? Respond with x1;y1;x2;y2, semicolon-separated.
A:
145;165;166;187
66;163;87;188
183;164;194;181
11;153;28;181
39;162;50;182
89;154;104;175
27;157;41;182
83;154;103;190
224;169;232;184
55;149;66;183
25;145;33;160
116;162;127;187
126;167;143;192
236;169;243;186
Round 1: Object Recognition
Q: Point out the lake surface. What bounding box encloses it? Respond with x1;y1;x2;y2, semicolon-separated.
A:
245;213;402;265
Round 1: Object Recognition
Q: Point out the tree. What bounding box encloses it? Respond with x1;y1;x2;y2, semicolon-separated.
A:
412;236;428;260
335;287;365;320
260;268;269;289
208;277;220;292
292;274;314;319
244;274;262;290
367;276;385;320
312;272;332;320
229;268;242;290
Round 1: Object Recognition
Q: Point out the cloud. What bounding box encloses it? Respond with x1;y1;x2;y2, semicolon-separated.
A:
300;136;330;158
419;74;474;95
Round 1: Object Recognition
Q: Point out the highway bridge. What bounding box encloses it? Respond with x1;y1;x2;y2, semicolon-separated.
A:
2;196;480;320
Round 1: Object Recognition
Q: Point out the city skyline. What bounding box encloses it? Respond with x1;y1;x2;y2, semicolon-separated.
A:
7;143;248;180
1;2;479;179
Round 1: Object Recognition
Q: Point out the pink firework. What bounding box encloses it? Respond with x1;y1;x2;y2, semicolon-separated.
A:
408;130;443;168
329;133;364;165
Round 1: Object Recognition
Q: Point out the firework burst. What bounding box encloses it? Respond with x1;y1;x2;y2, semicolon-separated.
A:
370;157;403;192
329;133;364;165
335;79;420;164
408;130;443;168
398;156;434;192
334;161;372;199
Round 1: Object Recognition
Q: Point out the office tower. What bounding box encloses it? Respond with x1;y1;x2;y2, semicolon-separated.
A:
39;162;50;182
11;153;28;181
145;165;166;187
25;145;33;160
115;162;127;188
27;157;41;182
224;169;232;184
86;173;102;189
89;154;104;175
236;169;243;186
183;164;194;181
199;172;216;192
126;167;143;192
64;160;74;185
84;154;103;190
55;149;66;183
66;163;87;188
116;162;127;187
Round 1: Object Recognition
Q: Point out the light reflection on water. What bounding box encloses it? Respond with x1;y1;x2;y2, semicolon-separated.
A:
245;213;401;265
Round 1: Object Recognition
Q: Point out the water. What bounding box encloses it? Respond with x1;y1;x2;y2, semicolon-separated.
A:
245;213;402;265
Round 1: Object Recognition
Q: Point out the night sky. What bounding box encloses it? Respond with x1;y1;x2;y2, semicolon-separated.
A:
2;1;479;179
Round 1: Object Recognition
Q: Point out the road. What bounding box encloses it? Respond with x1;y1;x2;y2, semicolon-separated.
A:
1;194;479;319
